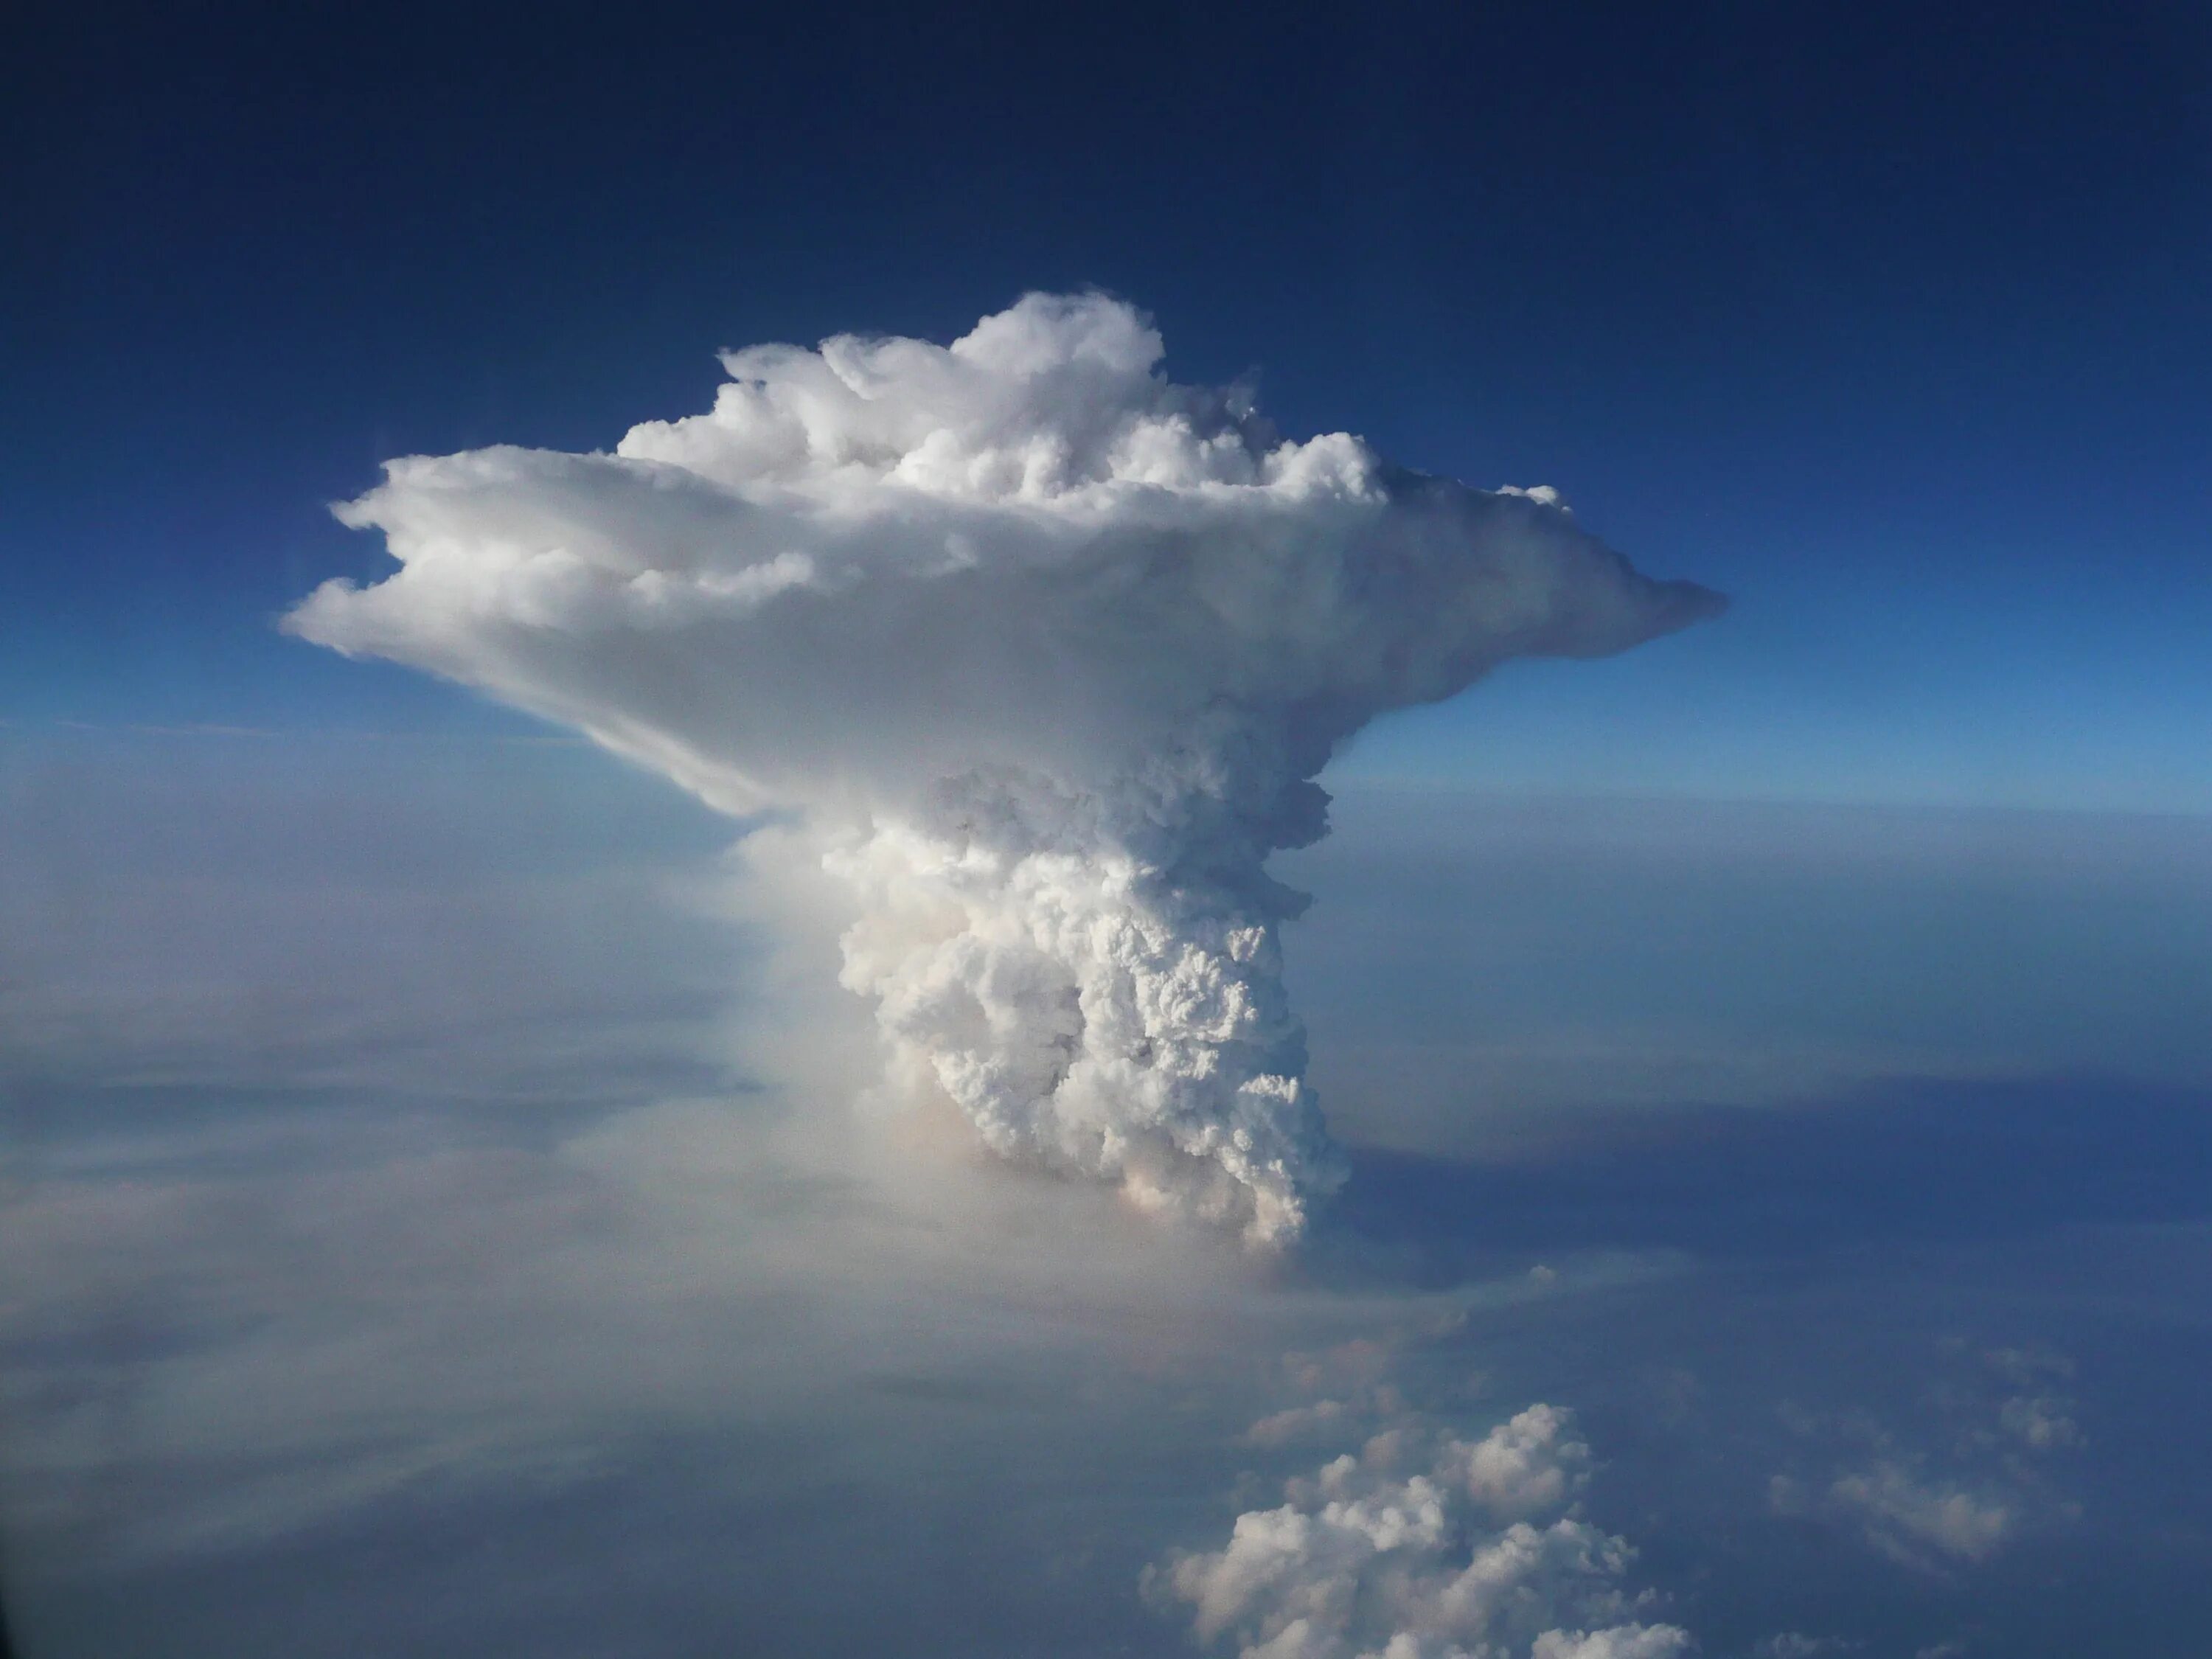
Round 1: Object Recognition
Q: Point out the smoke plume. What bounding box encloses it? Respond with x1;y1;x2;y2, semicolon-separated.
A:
288;292;1720;1245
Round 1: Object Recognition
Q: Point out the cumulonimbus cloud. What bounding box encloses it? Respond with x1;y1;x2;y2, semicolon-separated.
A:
288;291;1721;1245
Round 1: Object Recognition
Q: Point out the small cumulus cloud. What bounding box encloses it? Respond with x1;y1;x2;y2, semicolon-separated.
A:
1245;1399;1355;1449
1750;1636;1856;1658
1157;1340;1687;1659
1977;1346;2082;1453
1772;1459;2010;1573
1821;1463;2012;1566
1532;1629;1693;1659
1770;1340;2082;1573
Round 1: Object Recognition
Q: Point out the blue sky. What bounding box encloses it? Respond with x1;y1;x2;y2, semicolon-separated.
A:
7;0;2209;807
7;6;2212;1658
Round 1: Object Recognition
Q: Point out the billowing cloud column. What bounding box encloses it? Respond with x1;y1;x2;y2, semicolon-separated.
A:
289;292;1721;1245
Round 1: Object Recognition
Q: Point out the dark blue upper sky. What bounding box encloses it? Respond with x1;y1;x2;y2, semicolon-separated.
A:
7;0;2208;806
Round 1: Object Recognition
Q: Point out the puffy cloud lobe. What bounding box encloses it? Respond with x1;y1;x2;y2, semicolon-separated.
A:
1155;1404;1688;1659
288;292;1721;1243
1444;1403;1592;1521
